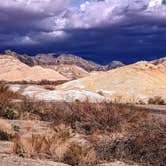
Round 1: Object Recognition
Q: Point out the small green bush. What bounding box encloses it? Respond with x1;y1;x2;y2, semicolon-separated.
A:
0;107;19;119
12;125;20;132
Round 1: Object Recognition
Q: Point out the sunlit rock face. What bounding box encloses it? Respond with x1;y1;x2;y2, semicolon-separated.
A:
56;61;166;104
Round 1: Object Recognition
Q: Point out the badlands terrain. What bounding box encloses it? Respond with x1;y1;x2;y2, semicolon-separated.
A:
0;55;67;82
57;61;166;104
0;52;166;104
0;52;165;166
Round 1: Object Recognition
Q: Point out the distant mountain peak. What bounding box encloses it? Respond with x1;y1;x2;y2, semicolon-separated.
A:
3;50;125;72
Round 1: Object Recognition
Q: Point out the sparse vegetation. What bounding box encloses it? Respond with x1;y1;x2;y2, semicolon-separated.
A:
1;107;19;119
0;82;165;165
0;83;22;103
0;80;67;86
0;131;12;141
6;101;164;165
92;117;166;165
0;83;23;119
148;96;166;105
12;125;20;132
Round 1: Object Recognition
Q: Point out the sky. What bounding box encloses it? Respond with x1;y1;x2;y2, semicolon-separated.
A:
0;0;166;64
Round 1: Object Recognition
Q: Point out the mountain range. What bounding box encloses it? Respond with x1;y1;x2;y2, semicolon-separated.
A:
4;50;125;72
0;50;166;104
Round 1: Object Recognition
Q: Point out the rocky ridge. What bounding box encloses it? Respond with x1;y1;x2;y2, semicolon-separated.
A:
151;56;166;70
4;50;125;72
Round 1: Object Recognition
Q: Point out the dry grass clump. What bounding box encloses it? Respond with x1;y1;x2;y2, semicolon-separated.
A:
13;124;97;165
0;100;43;120
63;142;97;166
148;96;165;105
0;119;12;133
13;125;70;159
0;83;22;103
0;119;15;141
0;83;24;119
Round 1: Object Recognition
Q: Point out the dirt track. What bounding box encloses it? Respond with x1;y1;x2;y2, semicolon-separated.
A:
126;104;166;121
131;104;166;115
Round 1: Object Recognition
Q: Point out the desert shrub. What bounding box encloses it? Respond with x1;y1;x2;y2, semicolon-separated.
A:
63;142;97;166
42;102;114;133
20;100;40;114
93;138;114;161
12;125;20;132
137;100;146;105
0;119;14;140
124;118;166;165
15;143;28;158
15;100;45;120
0;84;13;104
0;131;12;141
148;96;165;105
0;94;165;165
14;125;72;159
0;83;24;119
0;107;19;119
0;83;22;102
92;114;166;165
0;100;46;120
43;102;149;134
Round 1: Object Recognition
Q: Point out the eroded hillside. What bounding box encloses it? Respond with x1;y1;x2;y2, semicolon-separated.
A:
57;61;166;103
0;55;67;82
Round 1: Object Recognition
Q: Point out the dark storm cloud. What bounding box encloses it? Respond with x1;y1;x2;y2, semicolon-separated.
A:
63;24;166;63
0;0;166;64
